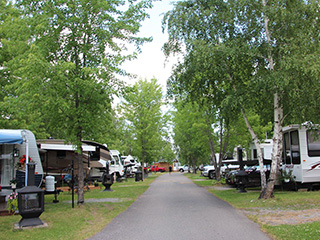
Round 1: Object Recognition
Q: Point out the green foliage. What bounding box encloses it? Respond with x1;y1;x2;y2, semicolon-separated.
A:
0;0;153;141
120;78;169;164
163;0;320;128
173;100;210;166
0;0;154;204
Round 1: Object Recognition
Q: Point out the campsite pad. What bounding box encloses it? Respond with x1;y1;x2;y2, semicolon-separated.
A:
242;208;320;225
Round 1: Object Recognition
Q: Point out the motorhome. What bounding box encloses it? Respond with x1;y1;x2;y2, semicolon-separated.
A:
0;129;43;190
123;155;141;173
109;150;125;180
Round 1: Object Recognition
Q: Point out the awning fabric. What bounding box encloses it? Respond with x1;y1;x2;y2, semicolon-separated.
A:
0;130;23;144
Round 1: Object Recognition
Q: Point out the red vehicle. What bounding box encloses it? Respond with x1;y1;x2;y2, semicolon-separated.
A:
150;165;166;172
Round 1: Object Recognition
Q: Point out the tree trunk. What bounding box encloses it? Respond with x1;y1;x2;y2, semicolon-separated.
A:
206;115;218;179
192;157;197;174
77;149;85;205
259;93;283;199
259;0;284;199
142;150;145;180
240;107;267;190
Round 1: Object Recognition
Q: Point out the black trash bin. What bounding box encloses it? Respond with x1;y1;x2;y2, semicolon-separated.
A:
135;171;142;182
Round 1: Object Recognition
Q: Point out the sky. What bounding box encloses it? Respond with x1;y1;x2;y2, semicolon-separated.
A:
121;0;180;95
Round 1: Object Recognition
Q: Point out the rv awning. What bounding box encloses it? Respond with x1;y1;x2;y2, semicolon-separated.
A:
39;143;95;151
0;130;23;144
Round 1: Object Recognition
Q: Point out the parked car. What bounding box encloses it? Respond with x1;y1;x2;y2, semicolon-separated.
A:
225;165;271;187
202;164;239;179
202;165;216;179
178;165;193;172
150;165;166;172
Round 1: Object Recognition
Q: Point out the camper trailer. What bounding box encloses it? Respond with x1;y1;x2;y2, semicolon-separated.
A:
250;139;273;161
282;124;320;189
37;139;100;183
248;124;320;189
0;129;43;190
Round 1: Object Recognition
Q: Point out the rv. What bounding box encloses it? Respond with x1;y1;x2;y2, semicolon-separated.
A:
248;124;320;189
123;155;141;173
37;139;107;183
0;129;43;190
109;150;125;180
282;124;320;189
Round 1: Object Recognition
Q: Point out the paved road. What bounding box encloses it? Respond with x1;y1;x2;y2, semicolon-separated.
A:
88;173;270;240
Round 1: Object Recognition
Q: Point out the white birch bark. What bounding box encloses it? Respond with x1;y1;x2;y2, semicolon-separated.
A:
240;108;267;189
260;0;284;199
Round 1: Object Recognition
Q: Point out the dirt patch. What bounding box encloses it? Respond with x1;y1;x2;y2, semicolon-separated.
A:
241;208;320;226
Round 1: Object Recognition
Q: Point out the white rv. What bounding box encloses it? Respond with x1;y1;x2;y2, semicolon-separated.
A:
123;155;140;173
109;150;125;180
0;129;43;190
249;124;320;189
282;124;320;188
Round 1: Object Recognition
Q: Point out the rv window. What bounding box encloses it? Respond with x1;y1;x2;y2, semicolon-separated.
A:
307;130;320;157
89;147;100;161
113;155;120;165
284;133;291;164
253;149;257;160
290;131;300;165
57;150;66;159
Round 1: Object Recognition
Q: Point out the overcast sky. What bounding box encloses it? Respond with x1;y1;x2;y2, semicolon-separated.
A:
121;0;180;95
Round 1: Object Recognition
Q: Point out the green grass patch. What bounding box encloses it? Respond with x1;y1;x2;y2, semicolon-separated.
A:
264;222;320;240
184;173;226;186
186;173;320;240
0;175;158;240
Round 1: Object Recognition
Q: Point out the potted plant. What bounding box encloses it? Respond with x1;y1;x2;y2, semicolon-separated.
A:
7;192;18;214
279;169;295;183
10;178;18;189
19;155;32;170
94;180;99;187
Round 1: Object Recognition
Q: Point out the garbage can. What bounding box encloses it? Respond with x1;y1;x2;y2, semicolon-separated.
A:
135;171;142;182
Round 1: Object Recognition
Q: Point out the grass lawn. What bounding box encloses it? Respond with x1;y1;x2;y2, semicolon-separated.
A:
185;173;320;240
0;174;159;240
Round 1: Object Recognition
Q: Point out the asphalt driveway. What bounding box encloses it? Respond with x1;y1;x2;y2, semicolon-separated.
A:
88;173;270;240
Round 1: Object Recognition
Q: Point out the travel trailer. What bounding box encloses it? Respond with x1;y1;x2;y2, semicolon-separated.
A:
250;139;273;161
248;124;320;189
282;124;320;189
0;129;43;189
37;139;106;183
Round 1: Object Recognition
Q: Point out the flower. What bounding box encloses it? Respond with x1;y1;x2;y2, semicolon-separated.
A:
10;178;18;185
7;192;18;213
20;155;31;164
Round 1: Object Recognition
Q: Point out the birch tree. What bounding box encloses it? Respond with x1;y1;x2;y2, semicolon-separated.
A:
163;0;320;198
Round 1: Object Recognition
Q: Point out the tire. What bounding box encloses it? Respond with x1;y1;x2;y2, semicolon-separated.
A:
208;171;215;179
179;169;184;172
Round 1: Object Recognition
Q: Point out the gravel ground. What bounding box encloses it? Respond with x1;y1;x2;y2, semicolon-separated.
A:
242;208;320;226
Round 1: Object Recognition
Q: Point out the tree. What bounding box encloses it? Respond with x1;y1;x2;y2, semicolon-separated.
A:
163;0;320;198
2;0;153;204
173;100;210;173
121;78;168;178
